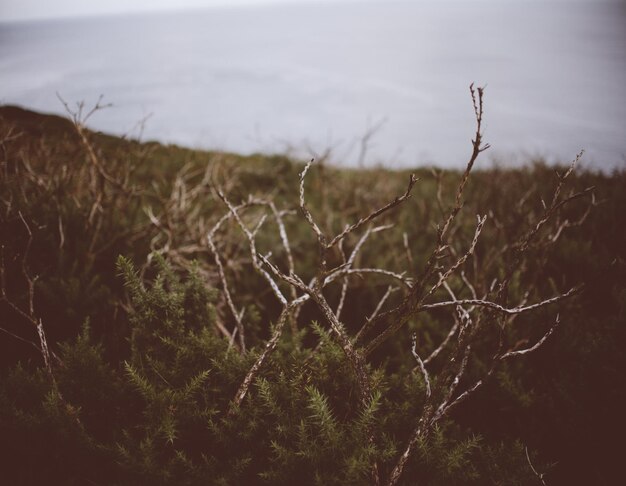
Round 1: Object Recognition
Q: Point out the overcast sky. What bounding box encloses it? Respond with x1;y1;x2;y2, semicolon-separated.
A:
0;0;602;23
2;0;326;22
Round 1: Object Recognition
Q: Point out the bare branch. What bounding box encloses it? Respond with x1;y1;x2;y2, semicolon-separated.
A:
518;151;586;251
57;93;127;193
299;159;326;248
269;202;296;283
423;318;460;366
366;85;491;361
420;286;581;315
58;215;65;250
338;268;412;288
431;340;474;424
525;446;548;486
215;190;288;306
326;174;417;250
460;270;477;300
403;232;414;267
437;84;490;243
422;278;468;366
336;223;396;318
36;318;53;377
207;232;246;353
442;313;562;419
335;270;350;321
269;201;300;332
0;325;41;352
426;214;487;299
0;216;63;393
501;314;560;359
258;252;373;402
438;369;488;418
231;306;293;409
411;333;431;397
357;116;387;168
214;316;236;343
355;285;397;342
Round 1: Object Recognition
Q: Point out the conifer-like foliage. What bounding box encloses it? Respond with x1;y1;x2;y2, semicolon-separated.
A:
0;97;624;485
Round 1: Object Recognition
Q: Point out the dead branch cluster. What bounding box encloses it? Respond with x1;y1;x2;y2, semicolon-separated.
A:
0;85;595;486
198;85;593;485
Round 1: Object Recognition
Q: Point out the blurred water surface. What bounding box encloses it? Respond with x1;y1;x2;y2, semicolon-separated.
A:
1;1;625;170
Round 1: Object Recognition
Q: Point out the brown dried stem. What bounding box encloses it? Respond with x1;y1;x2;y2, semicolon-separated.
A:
0;213;61;391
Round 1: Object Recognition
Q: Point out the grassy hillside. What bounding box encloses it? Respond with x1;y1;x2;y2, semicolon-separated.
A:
1;103;624;485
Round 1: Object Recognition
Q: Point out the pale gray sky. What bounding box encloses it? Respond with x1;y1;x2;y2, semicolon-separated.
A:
0;0;328;22
0;0;599;23
2;0;325;22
